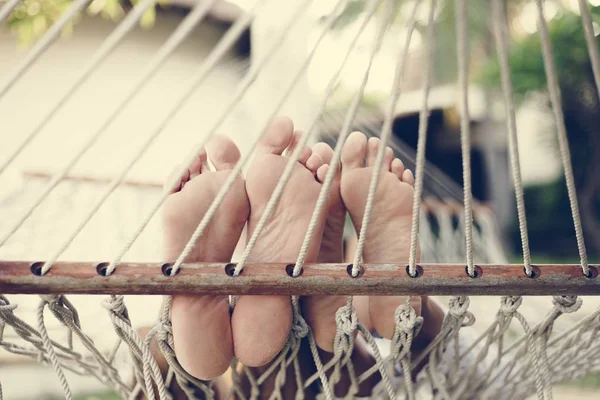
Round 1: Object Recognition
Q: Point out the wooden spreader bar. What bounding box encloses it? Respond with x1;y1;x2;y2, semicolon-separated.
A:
0;261;598;296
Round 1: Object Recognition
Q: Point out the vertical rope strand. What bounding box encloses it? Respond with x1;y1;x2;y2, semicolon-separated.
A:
0;0;92;100
491;0;532;276
455;0;475;276
578;0;600;99
107;0;326;274
37;300;73;400
0;0;158;177
351;0;421;276
234;0;383;276
0;0;218;252
41;0;265;274
408;0;437;275
535;0;589;276
291;0;396;277
0;0;21;25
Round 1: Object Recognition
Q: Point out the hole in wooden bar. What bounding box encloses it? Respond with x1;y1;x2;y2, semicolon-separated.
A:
466;265;483;278
161;263;178;277
96;262;110;276
585;266;598;280
347;264;364;278
525;265;541;279
225;263;238;277
30;262;44;276
286;264;302;277
406;264;423;278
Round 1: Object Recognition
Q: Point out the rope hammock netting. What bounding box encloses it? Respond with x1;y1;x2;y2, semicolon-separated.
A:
0;0;599;399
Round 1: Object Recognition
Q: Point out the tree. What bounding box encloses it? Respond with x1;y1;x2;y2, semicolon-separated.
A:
479;6;600;257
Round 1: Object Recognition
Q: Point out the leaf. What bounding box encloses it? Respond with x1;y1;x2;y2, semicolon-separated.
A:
140;7;156;29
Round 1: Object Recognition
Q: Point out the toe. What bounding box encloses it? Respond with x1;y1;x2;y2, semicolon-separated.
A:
384;146;394;170
297;146;313;164
312;142;335;165
206;135;241;171
313;142;339;177
316;164;329;183
341;132;367;171
256;116;294;155
366;137;380;166
391;158;405;180
285;130;302;156
402;169;415;186
305;152;324;175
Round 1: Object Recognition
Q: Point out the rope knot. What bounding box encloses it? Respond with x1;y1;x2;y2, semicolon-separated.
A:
40;294;59;304
394;303;423;335
500;296;523;315
335;305;358;336
101;296;127;316
552;295;582;314
292;315;309;339
449;296;470;318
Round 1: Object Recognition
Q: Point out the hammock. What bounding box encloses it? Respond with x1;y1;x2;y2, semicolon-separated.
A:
0;0;599;399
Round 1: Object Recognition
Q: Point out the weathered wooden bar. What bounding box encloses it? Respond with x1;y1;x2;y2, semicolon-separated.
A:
0;261;597;296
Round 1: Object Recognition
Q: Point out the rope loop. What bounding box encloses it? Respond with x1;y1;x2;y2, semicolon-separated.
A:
394;303;423;336
335;305;358;336
448;296;470;318
292;315;309;339
500;296;523;315
102;296;127;317
552;295;582;314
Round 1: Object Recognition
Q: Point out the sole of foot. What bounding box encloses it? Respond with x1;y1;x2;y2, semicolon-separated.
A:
164;135;249;380
340;132;417;338
231;116;329;367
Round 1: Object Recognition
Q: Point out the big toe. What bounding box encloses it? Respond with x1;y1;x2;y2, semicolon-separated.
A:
206;135;241;170
341;132;367;171
256;116;295;155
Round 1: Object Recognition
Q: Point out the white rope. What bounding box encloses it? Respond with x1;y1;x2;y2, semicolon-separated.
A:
234;0;382;276
0;0;93;100
290;0;396;277
40;0;262;275
490;0;532;276
0;0;21;25
0;0;218;251
351;0;421;276
535;0;589;276
408;0;436;276
37;299;73;400
180;0;366;276
0;0;158;177
455;0;476;277
106;0;320;274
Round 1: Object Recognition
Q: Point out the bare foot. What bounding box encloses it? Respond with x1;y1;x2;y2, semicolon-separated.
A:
232;116;329;367
340;132;418;338
301;142;350;352
164;136;249;380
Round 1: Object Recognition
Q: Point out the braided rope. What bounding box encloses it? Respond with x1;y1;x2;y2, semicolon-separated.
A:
535;0;589;276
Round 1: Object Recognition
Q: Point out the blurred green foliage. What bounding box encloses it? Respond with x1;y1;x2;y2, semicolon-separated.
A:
478;5;600;101
4;0;169;46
